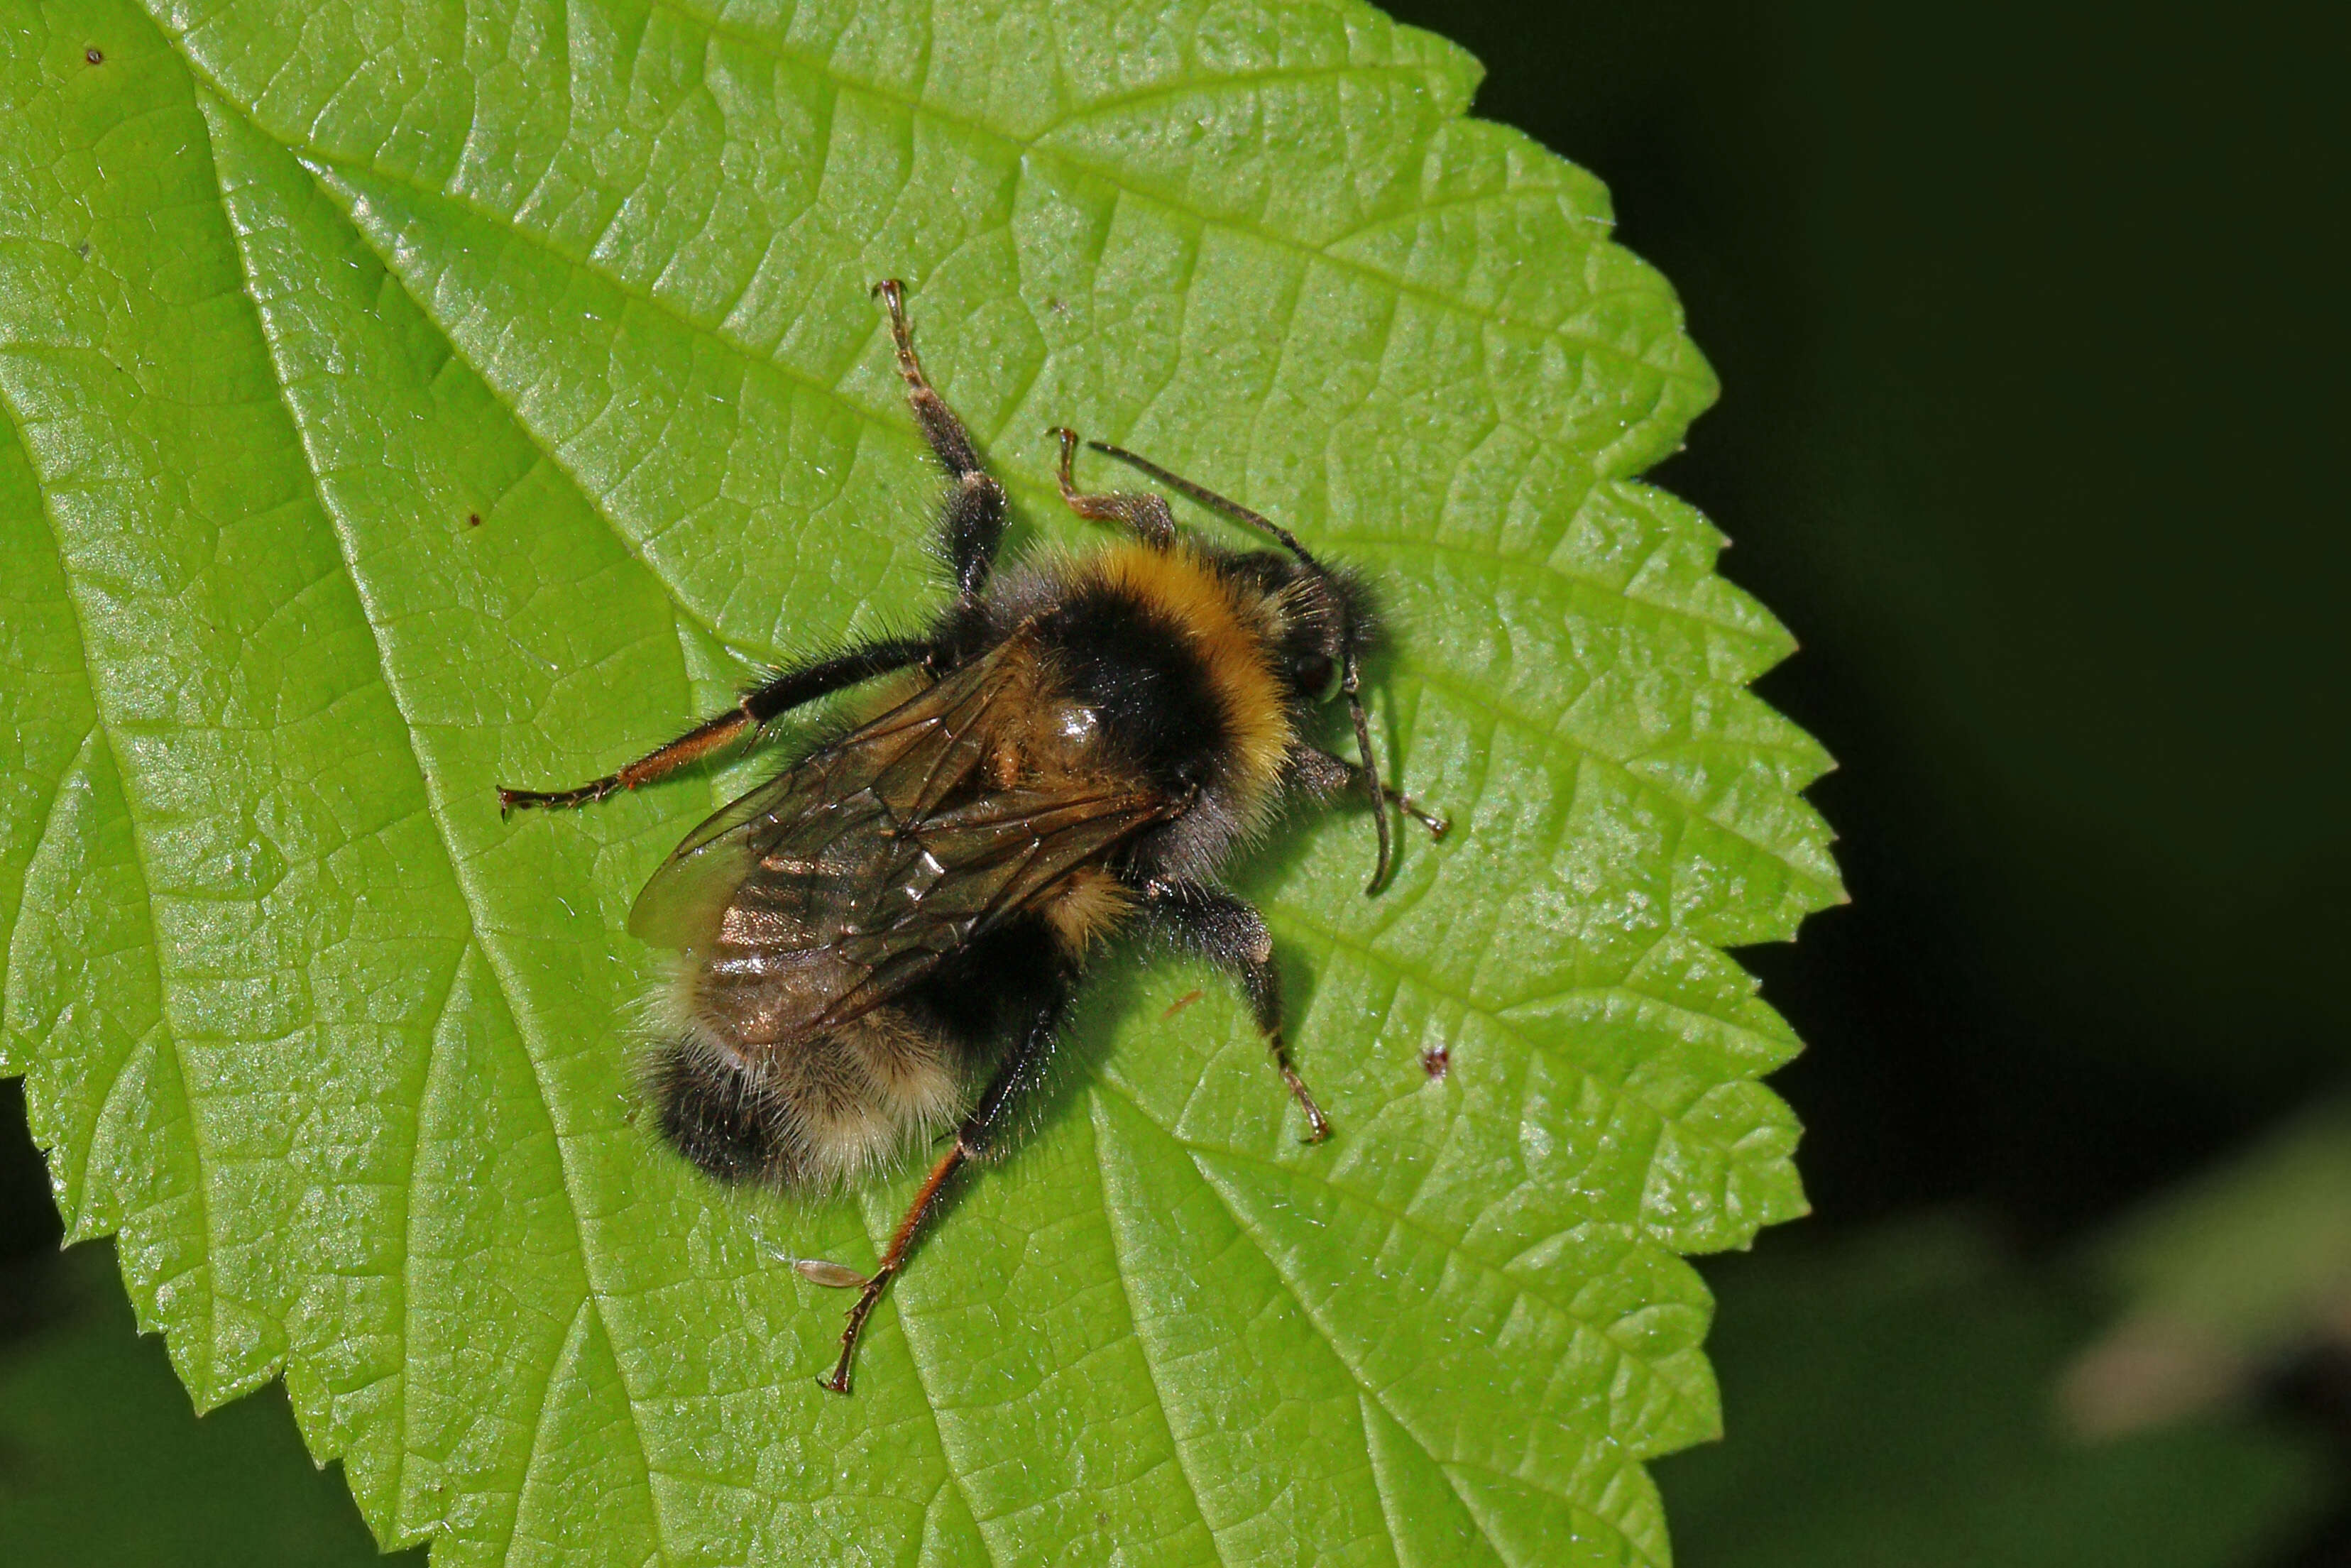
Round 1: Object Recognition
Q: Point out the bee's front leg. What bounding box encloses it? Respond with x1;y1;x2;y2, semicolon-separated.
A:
1046;426;1178;547
1288;744;1451;838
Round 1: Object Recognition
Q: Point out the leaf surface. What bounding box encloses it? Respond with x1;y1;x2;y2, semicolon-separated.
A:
0;1;1839;1562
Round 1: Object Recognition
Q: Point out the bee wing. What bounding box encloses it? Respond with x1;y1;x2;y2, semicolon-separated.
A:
628;641;1171;1036
627;640;1024;953
796;782;1167;1029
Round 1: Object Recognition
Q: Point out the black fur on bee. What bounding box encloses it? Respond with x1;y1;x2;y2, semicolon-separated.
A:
498;280;1447;1392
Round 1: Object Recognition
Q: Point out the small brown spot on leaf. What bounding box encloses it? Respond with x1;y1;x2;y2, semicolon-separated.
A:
85;47;104;65
1160;988;1204;1020
1420;1045;1449;1080
466;512;483;527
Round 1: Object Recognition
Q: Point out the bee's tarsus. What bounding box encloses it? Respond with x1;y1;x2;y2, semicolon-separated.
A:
1047;425;1177;547
1277;1055;1330;1141
823;1266;897;1396
873;278;925;390
497;781;612;813
1263;1025;1332;1141
1389;790;1452;845
823;1141;968;1394
1288;1074;1332;1144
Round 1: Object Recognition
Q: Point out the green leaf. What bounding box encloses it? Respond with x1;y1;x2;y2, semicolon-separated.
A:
0;1;1838;1562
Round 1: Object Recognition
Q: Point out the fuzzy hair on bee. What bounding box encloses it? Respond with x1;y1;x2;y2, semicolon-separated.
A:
497;280;1448;1393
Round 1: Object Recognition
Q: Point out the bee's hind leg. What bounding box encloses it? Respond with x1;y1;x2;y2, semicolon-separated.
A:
818;995;1070;1395
819;1140;968;1396
873;280;1008;598
1139;879;1330;1143
496;637;932;813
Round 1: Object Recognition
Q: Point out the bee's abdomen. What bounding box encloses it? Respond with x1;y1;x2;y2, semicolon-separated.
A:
648;1039;783;1184
647;907;1080;1191
648;1007;966;1192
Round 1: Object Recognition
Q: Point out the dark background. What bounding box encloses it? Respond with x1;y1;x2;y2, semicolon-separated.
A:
1382;0;2346;1237
3;1;2344;1561
1370;1;2347;1561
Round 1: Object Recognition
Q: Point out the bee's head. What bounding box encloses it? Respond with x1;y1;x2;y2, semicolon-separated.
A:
1271;559;1373;712
1264;554;1398;892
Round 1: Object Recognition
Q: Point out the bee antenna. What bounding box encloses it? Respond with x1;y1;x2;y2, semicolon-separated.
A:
1344;647;1393;896
1085;439;1395;894
1084;441;1326;576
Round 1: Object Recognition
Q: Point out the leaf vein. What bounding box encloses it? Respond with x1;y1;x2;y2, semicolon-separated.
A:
207;133;677;1559
662;0;1689;388
1403;665;1836;893
0;720;96;1046
1085;1092;1229;1562
0;380;230;1391
1107;1085;1525;1563
1270;904;1773;1179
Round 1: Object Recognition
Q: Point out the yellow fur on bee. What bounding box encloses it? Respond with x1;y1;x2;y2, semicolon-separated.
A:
1082;542;1293;805
1043;866;1135;954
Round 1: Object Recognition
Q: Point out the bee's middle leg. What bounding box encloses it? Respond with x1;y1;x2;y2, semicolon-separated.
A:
873;280;1007;598
1140;879;1330;1142
497;637;932;813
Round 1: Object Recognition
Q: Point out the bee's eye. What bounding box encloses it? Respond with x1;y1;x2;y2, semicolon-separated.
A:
1294;652;1340;703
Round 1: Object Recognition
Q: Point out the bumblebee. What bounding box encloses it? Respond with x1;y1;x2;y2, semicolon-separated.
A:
500;282;1447;1393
